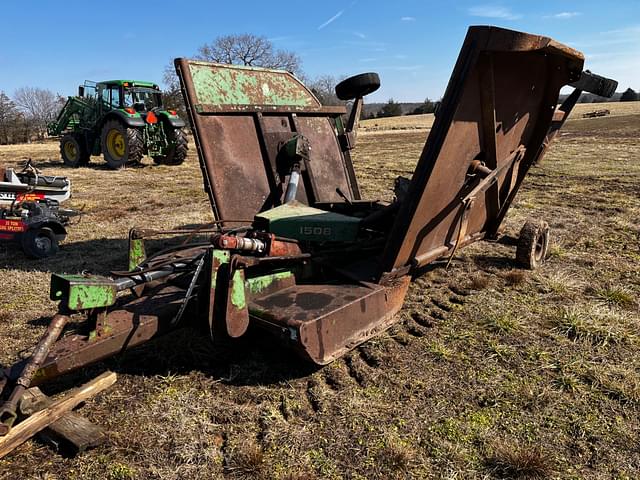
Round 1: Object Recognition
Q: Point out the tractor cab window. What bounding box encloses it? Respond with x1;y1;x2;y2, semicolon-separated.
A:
83;81;97;99
100;86;120;108
110;88;121;108
81;82;99;113
123;88;162;112
101;87;110;107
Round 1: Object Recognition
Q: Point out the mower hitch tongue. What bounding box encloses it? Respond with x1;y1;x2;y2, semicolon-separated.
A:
0;26;617;436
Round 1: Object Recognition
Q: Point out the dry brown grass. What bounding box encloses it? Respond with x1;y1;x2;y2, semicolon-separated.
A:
485;443;553;479
0;102;639;479
360;113;434;132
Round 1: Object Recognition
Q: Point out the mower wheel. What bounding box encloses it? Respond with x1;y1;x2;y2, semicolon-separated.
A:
60;134;89;167
101;120;144;169
153;127;188;165
21;227;59;259
335;72;380;100
516;219;549;270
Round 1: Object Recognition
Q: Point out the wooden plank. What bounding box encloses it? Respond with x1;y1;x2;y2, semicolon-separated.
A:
20;387;105;455
0;371;116;459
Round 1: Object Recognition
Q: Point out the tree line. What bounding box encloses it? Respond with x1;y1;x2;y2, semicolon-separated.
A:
0;88;63;144
620;88;639;101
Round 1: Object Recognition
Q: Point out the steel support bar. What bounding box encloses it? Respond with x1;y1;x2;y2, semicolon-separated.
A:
0;314;69;435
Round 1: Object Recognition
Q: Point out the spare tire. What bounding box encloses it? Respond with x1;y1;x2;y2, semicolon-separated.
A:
335;73;381;100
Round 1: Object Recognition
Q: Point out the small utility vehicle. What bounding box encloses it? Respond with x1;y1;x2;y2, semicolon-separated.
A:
0;162;74;258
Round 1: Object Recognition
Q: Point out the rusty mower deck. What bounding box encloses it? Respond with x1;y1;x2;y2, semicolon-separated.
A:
0;26;617;437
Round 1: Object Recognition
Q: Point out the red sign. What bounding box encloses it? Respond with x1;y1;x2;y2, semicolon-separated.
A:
16;193;45;202
0;219;26;233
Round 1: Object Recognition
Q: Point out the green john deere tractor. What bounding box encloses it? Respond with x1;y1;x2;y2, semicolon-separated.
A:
48;80;188;169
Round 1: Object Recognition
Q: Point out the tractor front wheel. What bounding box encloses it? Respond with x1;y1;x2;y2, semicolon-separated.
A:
101;120;144;169
153;127;188;166
60;134;89;168
21;227;59;258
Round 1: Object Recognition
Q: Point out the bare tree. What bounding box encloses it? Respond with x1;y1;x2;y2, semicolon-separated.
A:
196;34;302;75
0;92;18;144
162;62;186;119
307;75;346;106
13;87;60;140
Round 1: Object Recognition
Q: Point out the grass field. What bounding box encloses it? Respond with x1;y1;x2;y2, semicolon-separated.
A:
0;103;639;479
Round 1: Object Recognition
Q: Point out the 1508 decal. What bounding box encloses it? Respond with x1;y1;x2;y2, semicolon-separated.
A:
299;226;332;236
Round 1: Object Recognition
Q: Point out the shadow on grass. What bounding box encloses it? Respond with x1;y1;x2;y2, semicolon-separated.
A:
0;237;129;276
471;254;519;271
13;156;154;172
30;325;319;399
0;229;213;276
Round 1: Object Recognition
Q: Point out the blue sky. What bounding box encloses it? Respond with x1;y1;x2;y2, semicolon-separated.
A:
0;1;637;102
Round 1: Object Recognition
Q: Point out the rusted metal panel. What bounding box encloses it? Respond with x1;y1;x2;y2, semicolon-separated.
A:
187;61;315;108
195;104;347;115
381;26;584;273
175;58;359;224
249;277;410;365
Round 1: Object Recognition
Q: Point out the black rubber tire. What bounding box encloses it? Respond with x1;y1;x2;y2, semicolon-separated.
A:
152;127;188;165
21;227;59;258
335;72;380;100
516;219;549;270
60;134;90;167
101;119;144;169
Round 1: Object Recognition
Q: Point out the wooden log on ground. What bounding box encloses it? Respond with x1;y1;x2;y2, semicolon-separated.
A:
20;387;106;455
0;371;116;459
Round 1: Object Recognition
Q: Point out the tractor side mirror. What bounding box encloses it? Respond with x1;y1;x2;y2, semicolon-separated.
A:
78;86;85;97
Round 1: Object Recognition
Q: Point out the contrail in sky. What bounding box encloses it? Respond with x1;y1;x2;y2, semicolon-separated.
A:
318;10;344;30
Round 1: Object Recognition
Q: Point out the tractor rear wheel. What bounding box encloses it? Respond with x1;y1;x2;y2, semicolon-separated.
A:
60;134;89;167
153;127;188;165
21;227;59;258
101;120;144;169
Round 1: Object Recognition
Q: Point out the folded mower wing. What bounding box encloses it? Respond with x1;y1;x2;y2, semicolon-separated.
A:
380;26;587;275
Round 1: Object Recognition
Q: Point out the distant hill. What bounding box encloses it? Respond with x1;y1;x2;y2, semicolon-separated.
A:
362;92;627;119
558;92;624;103
362;102;423;118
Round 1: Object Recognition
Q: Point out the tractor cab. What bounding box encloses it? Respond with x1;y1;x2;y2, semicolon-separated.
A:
93;80;162;113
